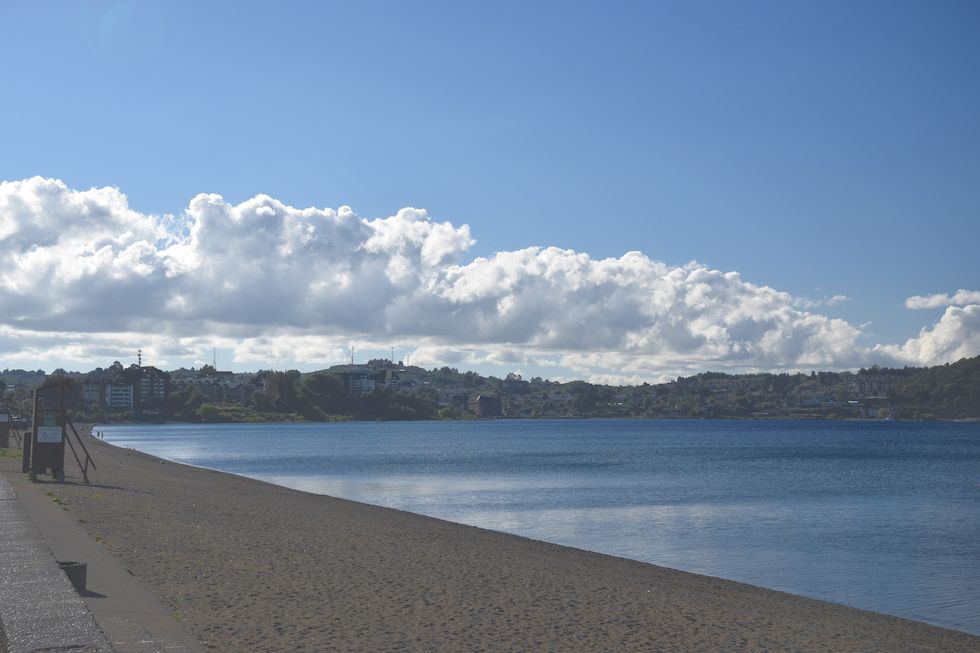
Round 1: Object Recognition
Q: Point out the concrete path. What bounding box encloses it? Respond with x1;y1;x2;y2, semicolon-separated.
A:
0;474;111;652
1;455;204;653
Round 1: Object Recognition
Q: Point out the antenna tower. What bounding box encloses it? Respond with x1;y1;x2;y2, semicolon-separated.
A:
138;348;142;367
212;347;217;369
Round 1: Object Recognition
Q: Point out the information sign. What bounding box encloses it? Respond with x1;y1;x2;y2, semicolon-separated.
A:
36;426;63;443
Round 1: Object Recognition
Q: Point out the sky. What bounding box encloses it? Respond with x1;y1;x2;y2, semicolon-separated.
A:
0;0;978;383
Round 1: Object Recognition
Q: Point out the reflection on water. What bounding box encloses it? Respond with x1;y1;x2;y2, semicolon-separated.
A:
101;419;980;635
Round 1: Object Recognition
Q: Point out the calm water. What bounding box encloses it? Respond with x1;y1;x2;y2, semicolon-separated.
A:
99;419;980;635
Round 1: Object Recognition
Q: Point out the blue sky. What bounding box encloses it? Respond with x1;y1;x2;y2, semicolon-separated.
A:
0;1;978;380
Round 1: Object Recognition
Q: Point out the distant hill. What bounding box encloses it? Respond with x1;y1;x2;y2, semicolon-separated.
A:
2;356;978;422
892;356;980;419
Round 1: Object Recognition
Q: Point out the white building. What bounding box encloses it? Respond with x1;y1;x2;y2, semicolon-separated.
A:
349;377;376;395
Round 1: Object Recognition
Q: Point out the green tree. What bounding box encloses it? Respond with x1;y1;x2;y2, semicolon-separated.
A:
196;404;222;422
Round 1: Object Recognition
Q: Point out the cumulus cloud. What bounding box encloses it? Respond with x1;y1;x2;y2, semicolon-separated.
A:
0;177;977;378
875;305;980;367
905;289;980;310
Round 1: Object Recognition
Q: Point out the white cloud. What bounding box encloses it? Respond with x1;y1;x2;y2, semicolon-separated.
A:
905;289;980;310
0;177;978;379
793;294;851;309
0;324;202;369
233;335;350;366
875;305;980;367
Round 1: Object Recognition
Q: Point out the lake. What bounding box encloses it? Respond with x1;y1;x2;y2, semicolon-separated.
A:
98;418;980;635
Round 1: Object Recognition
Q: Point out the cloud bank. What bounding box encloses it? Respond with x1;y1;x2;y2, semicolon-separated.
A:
1;177;977;380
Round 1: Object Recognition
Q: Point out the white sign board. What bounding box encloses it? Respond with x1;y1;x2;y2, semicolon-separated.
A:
36;426;63;443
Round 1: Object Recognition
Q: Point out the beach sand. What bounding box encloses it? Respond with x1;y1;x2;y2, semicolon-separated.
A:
21;433;980;652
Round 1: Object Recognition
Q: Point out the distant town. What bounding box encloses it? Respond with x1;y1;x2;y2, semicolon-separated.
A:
1;356;978;424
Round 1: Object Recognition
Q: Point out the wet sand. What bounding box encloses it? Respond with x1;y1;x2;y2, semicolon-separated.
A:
28;434;980;652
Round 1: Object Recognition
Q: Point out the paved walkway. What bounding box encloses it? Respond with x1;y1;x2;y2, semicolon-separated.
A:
0;473;110;652
1;454;203;653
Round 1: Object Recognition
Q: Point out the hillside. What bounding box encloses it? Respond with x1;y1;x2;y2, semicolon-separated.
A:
2;357;978;423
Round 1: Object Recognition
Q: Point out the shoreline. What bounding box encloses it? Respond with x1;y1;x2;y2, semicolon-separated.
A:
89;414;980;428
20;434;980;652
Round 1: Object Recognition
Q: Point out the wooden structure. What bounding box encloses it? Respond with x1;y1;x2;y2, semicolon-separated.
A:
22;379;96;483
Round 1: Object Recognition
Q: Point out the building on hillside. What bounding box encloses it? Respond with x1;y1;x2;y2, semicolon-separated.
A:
469;395;503;417
327;364;400;396
173;372;259;403
852;375;897;398
81;383;103;406
79;365;171;412
134;366;170;410
799;396;841;408
105;384;134;410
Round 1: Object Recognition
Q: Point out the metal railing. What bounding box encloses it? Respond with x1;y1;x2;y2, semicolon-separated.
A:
64;419;96;484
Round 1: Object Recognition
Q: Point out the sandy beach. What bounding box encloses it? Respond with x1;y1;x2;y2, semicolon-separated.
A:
15;432;980;652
